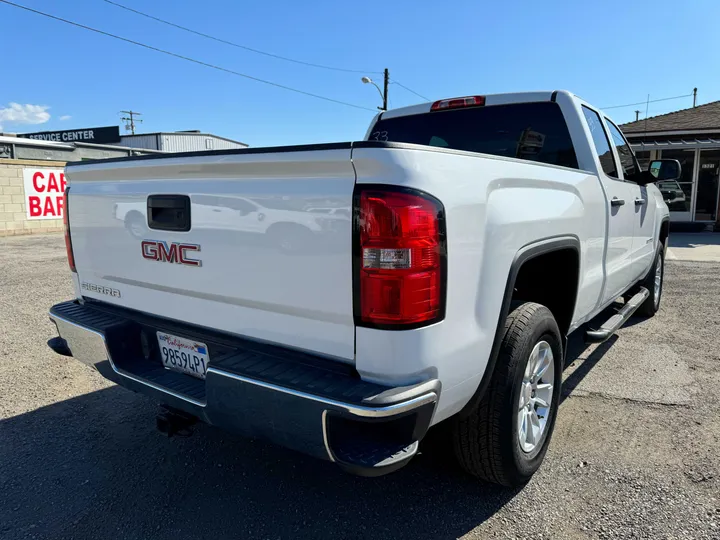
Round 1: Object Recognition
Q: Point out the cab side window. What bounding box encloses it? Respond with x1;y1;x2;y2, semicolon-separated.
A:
227;198;258;215
605;120;639;181
582;106;618;178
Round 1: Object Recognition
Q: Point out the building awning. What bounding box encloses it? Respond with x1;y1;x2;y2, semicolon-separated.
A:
631;138;720;150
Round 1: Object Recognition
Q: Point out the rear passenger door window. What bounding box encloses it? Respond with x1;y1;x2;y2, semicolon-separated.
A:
582;106;618;178
605;120;639;181
581;106;637;304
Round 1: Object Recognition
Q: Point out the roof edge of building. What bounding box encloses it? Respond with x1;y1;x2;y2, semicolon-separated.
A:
121;132;248;146
620;100;720;131
624;127;720;137
73;141;166;153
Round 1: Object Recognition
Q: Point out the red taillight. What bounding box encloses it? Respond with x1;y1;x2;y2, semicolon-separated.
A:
354;187;446;328
63;187;76;272
431;95;485;111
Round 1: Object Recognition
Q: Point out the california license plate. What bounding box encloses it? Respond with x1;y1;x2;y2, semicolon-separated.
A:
156;332;209;379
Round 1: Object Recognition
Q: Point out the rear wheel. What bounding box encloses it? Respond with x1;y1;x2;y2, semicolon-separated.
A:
637;241;664;317
452;302;563;487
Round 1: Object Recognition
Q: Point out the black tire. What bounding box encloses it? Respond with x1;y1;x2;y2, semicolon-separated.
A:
637;241;664;317
452;302;563;487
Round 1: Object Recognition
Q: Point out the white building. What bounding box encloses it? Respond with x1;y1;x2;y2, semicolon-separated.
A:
0;126;248;237
120;130;248;152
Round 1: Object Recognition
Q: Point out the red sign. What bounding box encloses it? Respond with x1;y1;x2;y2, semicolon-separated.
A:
22;168;66;220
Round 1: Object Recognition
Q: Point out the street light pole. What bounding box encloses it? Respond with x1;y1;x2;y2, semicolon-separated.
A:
361;68;390;111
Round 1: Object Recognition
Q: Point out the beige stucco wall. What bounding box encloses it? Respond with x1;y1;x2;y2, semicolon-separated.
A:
0;159;65;236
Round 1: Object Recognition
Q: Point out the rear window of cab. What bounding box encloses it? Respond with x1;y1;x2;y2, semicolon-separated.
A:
368;102;579;169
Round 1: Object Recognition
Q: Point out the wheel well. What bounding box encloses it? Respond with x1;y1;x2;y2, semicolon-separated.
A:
511;248;579;336
659;220;670;248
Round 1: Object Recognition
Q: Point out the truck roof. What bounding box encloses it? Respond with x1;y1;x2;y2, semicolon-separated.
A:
381;90;575;120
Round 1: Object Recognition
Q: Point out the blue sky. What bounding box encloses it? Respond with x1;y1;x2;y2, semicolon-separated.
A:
1;0;718;147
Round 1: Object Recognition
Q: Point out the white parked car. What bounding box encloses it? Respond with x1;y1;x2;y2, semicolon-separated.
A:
49;91;677;486
114;195;346;252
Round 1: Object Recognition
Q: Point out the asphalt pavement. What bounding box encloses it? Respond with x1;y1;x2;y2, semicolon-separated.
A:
1;233;718;540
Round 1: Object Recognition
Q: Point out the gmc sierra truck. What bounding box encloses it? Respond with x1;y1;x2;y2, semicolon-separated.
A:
48;91;680;487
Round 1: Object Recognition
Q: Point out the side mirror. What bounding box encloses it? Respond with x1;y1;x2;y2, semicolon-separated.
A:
646;159;682;183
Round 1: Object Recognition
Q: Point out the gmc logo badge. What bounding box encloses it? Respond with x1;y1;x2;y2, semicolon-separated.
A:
141;240;202;267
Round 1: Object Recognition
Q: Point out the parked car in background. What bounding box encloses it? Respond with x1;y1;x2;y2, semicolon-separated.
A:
115;195;347;252
657;180;687;210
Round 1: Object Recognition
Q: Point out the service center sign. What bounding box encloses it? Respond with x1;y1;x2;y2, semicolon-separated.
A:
23;168;66;220
19;126;120;144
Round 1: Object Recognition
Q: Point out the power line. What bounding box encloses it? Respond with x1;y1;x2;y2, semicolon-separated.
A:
601;93;693;110
0;0;376;113
103;0;435;106
102;0;381;76
391;79;430;102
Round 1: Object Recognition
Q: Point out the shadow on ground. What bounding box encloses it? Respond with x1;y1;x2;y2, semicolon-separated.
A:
0;383;519;540
668;232;720;249
562;334;618;402
0;307;632;540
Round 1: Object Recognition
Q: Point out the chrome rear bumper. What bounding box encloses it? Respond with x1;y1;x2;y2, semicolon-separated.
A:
49;300;439;476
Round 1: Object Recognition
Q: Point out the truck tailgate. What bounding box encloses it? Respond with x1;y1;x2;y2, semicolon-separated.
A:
66;144;356;361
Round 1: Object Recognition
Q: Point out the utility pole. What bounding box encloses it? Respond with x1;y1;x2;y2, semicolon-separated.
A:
382;68;389;112
120;110;143;135
634;110;640;121
693;87;697;107
361;70;390;111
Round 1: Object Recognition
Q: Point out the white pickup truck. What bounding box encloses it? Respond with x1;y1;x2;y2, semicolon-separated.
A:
48;91;680;487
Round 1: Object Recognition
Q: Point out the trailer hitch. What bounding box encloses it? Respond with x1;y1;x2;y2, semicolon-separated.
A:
156;405;198;438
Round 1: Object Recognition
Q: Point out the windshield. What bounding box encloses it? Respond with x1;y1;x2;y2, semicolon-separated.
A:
368;102;579;169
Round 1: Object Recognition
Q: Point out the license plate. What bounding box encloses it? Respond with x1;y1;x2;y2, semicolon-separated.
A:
156;332;209;379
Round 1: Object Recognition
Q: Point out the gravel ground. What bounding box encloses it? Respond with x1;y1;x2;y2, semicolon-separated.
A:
0;233;718;540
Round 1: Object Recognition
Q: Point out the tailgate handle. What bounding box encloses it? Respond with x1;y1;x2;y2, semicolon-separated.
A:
147;195;191;232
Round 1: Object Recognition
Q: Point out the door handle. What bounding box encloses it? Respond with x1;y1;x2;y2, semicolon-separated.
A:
611;198;625;207
635;198;647;206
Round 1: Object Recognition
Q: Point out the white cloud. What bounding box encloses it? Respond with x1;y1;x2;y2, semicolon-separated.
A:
59;115;72;121
0;102;51;130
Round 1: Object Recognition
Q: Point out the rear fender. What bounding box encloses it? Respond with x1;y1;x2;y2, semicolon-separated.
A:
457;236;580;417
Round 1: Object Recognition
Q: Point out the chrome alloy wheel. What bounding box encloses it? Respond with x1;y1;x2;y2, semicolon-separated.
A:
517;340;555;453
654;254;663;308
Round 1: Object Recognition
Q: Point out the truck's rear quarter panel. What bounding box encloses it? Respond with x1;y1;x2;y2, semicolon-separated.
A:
67;146;356;361
351;143;606;422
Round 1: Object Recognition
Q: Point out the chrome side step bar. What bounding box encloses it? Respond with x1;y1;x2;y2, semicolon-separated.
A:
585;287;650;343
